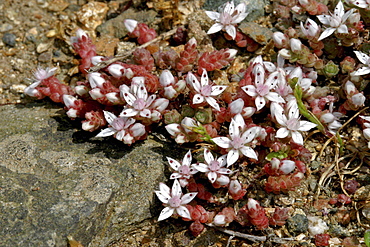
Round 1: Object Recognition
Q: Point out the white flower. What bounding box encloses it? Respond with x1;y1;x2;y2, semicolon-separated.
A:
193;149;233;184
300;18;320;39
353;51;370;76
212;114;260;166
346;0;369;8
242;60;285;111
155;179;197;221
205;1;248;40
187;69;227;111
96;111;145;144
317;1;354;41
271;100;316;145
167;150;198;187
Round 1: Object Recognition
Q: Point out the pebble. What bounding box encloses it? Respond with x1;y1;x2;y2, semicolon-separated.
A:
287;214;308;236
0;23;13;32
10;84;27;94
38;52;52;62
2;33;16;47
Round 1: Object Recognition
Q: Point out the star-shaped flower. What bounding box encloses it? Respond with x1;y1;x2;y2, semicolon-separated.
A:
167;150;198;187
205;1;248;40
193;149;233;184
317;1;354;41
96;110;145;144
187;69;227;111
353;51;370;76
212;114;260;166
155;179;197;221
271;101;316;145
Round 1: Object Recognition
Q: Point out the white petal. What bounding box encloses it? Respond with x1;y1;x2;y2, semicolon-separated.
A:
193;163;209;173
342;8;354;22
208;172;218;183
205;10;220;21
255;96;266;111
318;28;336;41
165;124;181;135
224;1;234;14
266;71;279;88
240;146;258;160
276;127;289;138
181;192;197;204
334;1;344;18
171;179;182;198
211;85;227;96
227;149;239;166
298;120;317;131
158;207;174;221
225;25;236;40
96;128;116;137
193;94;205;104
146;94;156;107
232;12;248;24
200;69;209;87
207;23;223;34
242;85;257;97
205;97;221;111
337;24;348;34
212;137;232;149
102;111;117;125
353;67;370;76
204;149;214;165
120;87;136;106
120;108;138;117
159;182;170;196
115;130;126;141
317;15;331;25
187;72;201;92
241;126;260;143
167;157;181;170
218;168;233;175
354;51;370;65
170;173;182;179
253;64;265;84
175;206;191;219
155;190;170;204
182;150;192;166
291;131;303;145
136;83;148;99
266;92;285;103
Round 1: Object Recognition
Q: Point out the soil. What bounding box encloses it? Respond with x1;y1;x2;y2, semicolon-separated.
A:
1;0;369;247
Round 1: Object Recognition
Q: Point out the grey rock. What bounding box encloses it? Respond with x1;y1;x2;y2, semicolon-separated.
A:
96;8;157;39
2;32;16;47
287;214;309;236
203;0;268;22
239;22;273;45
0;102;168;246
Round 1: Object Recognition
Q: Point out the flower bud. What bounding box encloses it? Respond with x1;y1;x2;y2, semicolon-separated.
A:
89;88;104;100
229;98;244;115
344;81;356;95
63;95;77;108
273;32;287;48
91;56;104;66
124;19;138;33
108;64;124;78
66;108;78;119
290;38;302;53
279;49;292;59
88;73;105;88
124;68;134;79
216;175;230;186
247;198;259;210
280;160;296;174
213;215;226;226
160;70;175;87
351;93;365;106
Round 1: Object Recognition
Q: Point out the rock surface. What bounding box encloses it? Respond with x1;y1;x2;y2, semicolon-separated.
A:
0;102;169;246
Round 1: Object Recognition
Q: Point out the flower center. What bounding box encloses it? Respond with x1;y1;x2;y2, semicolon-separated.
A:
209;160;220;172
133;98;146;111
286;118;300;131
111;118;125;130
200;85;212;97
178;165;190;175
231;136;245;149
168;195;181;208
255;84;269;97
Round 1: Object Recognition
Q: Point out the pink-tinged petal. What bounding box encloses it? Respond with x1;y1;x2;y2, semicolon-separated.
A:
225;25;236;40
317;15;330;25
187;72;201;92
207;23;223;34
276;127;289;138
204;149;214;165
193;163;209;173
102;110;117;125
218;168;233;175
165;123;181;135
211;85;227;96
200;69;209;87
208;172;218;183
240;146;258;160
232;12;248;24
291;131;303;145
170;173;182;179
354;51;370;65
182;150;192;166
337;24;348;34
139;109;152;118
227;149;239;166
120;108;138;117
242;85;257;97
96;127;116;138
205;10;220;20
353;67;370;76
266;92;285;103
298;120;317;131
193;94;205;105
176;206;191;219
212;137;232;149
158;207;174;221
181;192;198;205
167;157;181;170
318;28;336;41
155;190;170;204
255;96;266;111
171;179;182;198
205;97;221;111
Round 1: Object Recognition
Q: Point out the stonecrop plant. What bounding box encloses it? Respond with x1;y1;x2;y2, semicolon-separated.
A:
25;0;369;244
